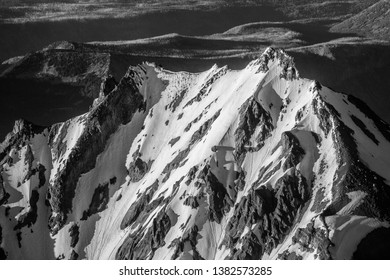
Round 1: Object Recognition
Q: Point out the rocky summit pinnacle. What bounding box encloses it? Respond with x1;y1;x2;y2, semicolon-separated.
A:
1;48;390;260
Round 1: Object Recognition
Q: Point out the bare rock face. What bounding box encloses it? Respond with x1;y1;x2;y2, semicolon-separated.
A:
47;67;144;235
120;180;159;230
281;132;305;171
162;110;221;183
70;250;79;260
101;75;118;97
170;225;204;260
198;165;233;223
69;224;80;248
183;196;199;209
224;171;309;259
286;222;332;260
234;98;273;164
0;119;45;163
256;47;299;80
14;190;39;231
81;183;109;220
116;210;172;260
128;158;149;183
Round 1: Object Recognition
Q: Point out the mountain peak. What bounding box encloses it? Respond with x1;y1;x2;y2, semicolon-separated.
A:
11;119;37;135
1;48;390;260
251;47;299;80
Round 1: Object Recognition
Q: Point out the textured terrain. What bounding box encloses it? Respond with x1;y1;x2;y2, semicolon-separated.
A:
1;48;390;259
331;0;390;40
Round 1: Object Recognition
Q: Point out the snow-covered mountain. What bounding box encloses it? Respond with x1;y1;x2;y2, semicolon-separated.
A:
1;47;390;260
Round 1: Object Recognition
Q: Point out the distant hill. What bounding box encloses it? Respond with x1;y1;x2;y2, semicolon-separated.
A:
331;0;390;41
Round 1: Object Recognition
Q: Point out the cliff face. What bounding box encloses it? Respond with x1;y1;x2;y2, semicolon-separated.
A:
1;48;390;260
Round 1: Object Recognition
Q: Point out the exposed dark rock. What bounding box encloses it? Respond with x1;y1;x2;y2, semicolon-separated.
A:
172;176;185;197
255;48;299;80
70;250;79;260
22;144;34;183
315;95;390;221
117;175;184;259
235;170;246;191
184;112;204;132
347;94;390;142
48;120;72;159
258;161;282;184
162;148;190;183
311;187;328;214
196;165;233;223
278;250;303;260
350;114;379;145
177;113;184;120
168;137;180;147
289;222;332;260
37;164;46;188
0;119;45;164
163;111;221;181
5;206;10;217
281;131;305;171
170;225;204;260
295;106;305;123
311;131;321;144
14;189;39;230
167;89;186;112
128;157;149;183
81;182;109;220
277;55;299;80
234;98;273;164
116;210;172;260
101;75;118;97
69;224;80;248
206;171;233;223
184;68;227;108
312;96;333;136
313;80;322;92
120;180;159;230
189;110;221;146
109;176;117;185
224;171;310;259
253;188;278;215
255;47;276;73
185;166;199;186
231;232;263;260
47;71;144;234
183;196;199;209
